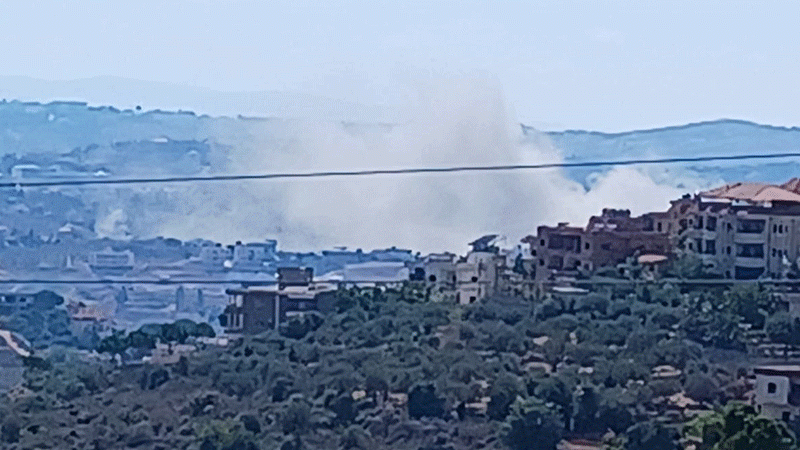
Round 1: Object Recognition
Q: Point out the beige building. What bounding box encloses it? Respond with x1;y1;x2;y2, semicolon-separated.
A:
678;182;800;279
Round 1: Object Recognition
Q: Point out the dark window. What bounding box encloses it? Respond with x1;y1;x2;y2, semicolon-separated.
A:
695;216;703;229
727;246;732;255
695;239;703;253
707;216;717;231
738;219;766;234
585;242;590;250
428;275;437;282
548;234;581;252
784;412;791;422
539;259;545;266
540;239;545;247
774;224;778;233
736;244;764;258
471;276;478;282
469;296;476;303
768;382;777;394
657;222;662;232
705;240;716;255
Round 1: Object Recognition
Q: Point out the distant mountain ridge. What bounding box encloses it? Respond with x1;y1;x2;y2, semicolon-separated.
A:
524;118;800;188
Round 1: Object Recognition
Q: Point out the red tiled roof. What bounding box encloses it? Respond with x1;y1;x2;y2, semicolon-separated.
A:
701;182;800;203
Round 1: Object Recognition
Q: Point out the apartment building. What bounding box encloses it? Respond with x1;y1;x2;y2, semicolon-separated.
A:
222;268;336;335
679;182;800;279
533;209;671;283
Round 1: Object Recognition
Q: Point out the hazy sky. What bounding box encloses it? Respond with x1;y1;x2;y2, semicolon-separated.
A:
1;0;798;131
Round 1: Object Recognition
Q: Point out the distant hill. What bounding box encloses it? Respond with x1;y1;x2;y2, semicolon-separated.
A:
529;119;800;187
0;75;397;124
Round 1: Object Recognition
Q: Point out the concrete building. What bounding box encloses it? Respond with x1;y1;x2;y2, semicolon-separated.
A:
231;240;278;271
199;243;232;271
223;268;336;335
532;209;671;283
455;236;506;304
753;365;800;422
678;182;800;279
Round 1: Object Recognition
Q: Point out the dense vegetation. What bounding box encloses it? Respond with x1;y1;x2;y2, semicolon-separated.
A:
0;283;797;449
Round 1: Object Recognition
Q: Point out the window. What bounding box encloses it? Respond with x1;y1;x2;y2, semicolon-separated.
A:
657;222;662;232
784;412;791;422
706;216;717;231
428;275;437;282
469;296;476;303
705;240;716;255
738;219;766;234
539;259;545;266
585;242;590;250
736;243;764;258
774;224;778;233
768;382;778;394
540;239;545;247
727;246;732;255
471;276;478;282
601;243;611;251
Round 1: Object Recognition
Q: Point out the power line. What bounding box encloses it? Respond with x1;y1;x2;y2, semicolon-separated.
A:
4;152;800;188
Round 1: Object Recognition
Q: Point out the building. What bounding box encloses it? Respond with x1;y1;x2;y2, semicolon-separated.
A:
677;182;800;279
89;247;135;275
455;236;506;304
199;243;232;271
229;240;278;271
532;209;671;284
0;329;31;393
753;365;800;422
223;268;336;335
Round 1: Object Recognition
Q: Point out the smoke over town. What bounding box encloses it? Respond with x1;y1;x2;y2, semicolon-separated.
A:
141;79;691;253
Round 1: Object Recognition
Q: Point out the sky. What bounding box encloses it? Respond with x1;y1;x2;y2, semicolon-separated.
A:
1;0;799;131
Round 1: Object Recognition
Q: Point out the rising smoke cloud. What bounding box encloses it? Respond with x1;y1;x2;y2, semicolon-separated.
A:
128;78;693;254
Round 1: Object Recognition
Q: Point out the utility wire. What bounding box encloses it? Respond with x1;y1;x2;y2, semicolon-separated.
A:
0;278;797;285
3;152;800;188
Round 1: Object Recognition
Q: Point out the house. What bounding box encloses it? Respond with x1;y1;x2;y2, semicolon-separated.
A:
753;365;800;422
232;240;278;271
223;268;337;335
532;209;671;284
0;329;31;393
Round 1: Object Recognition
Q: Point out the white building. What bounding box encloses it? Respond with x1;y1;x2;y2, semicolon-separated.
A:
753;365;800;422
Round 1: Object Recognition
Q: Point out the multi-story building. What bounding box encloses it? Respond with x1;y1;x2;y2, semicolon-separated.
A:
753;365;800;422
222;268;336;335
678;182;800;279
231;240;278;271
533;209;671;283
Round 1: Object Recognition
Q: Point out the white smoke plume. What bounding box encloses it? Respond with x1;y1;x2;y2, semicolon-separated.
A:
127;78;692;254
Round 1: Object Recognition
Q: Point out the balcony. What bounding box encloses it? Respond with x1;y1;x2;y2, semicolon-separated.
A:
735;257;766;268
735;233;766;245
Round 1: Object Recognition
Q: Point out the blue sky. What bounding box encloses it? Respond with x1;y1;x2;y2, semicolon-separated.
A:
1;0;798;131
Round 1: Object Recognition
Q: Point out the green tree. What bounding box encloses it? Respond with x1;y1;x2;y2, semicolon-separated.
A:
685;403;795;450
501;397;563;450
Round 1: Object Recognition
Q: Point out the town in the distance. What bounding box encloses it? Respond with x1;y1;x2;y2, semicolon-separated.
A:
3;100;800;450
